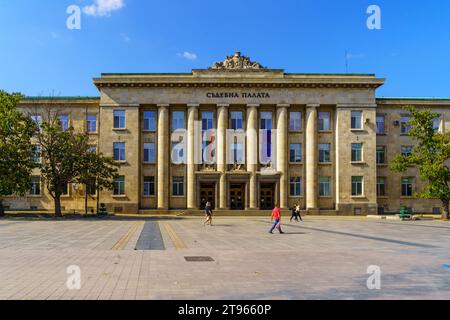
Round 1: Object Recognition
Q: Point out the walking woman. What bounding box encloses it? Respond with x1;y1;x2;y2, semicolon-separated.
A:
204;201;213;226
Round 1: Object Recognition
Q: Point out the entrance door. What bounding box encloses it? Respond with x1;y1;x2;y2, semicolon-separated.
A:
229;184;245;210
200;184;215;210
260;183;275;210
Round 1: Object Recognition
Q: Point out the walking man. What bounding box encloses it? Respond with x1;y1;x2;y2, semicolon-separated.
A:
269;204;284;234
204;201;213;226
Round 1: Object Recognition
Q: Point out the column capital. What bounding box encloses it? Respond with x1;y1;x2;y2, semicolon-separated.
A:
306;104;320;109
157;104;170;108
187;104;200;108
277;104;291;109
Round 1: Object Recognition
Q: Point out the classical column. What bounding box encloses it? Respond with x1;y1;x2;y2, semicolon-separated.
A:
247;105;259;209
306;104;319;210
217;104;229;209
276;105;289;209
157;105;170;210
187;104;199;209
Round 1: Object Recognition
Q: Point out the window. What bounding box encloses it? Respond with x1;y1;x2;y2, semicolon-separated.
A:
86;179;96;196
58;115;69;131
31;115;41;129
319;144;331;163
400;116;411;135
30;176;41;196
260;112;273;160
113;142;126;162
376;115;385;134
260;112;273;130
402;178;413;197
143;111;156;131
88;145;97;154
172;112;185;130
289;144;302;163
231;112;244;130
202;112;214;131
351;143;363;162
376;146;386;165
377;177;386;197
433;117;441;132
290;177;302;196
401;146;413;157
319;112;331;131
143;143;156;163
289;112;302;131
319;176;331;197
86;115;97;133
202;112;215;163
61;184;69;196
351;111;363;129
172;177;184;196
231;142;244;164
143;177;155;196
352;176;364;196
32;145;41;164
114;176;125;196
113;110;126;129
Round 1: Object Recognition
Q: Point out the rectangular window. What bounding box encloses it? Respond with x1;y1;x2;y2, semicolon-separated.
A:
172;111;185;131
143;143;156;163
172;177;184;196
352;176;364;196
289;144;302;163
400;116;411;135
289;112;302;131
376;115;385;134
260;112;273;130
231;142;245;164
351;111;363;129
402;178;413;197
377;177;386;197
86;115;97;133
114;176;125;196
113;142;126;162
58;115;69;131
290;177;302;196
202;112;214;131
376;146;386;165
318;112;331;131
61;184;69;196
202;112;215;164
319;176;331;197
231;112;244;130
401;146;413;157
32;145;41;164
260;112;273;161
143;111;156;131
319;143;331;163
30;176;41;196
31;115;42;129
89;145;97;154
351;143;363;162
143;177;155;196
433;117;441;133
113;110;126;129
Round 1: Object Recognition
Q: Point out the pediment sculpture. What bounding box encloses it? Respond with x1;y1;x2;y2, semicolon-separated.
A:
209;52;266;70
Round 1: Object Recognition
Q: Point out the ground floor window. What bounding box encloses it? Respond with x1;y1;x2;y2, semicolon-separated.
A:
173;177;184;196
290;177;302;196
402;178;413;197
319;176;331;197
114;176;125;196
30;176;41;196
143;177;155;196
352;176;364;196
377;177;386;197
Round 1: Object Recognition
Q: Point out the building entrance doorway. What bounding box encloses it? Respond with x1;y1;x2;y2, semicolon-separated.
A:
229;184;245;210
260;183;275;210
200;183;215;210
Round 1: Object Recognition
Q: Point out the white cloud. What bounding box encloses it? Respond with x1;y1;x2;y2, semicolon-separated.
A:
178;52;198;61
83;0;125;17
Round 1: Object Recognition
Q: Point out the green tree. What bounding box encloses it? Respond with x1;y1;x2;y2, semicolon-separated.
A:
76;152;119;215
0;91;36;215
391;106;450;220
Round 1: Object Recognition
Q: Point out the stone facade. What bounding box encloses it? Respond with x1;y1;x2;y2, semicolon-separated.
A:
4;54;450;215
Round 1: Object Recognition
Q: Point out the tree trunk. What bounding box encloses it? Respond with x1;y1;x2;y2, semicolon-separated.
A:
0;199;5;216
54;196;63;217
442;200;450;220
85;188;88;215
96;187;100;215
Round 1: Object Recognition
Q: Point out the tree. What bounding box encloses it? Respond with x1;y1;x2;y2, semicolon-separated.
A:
76;152;119;215
391;106;450;220
34;110;91;217
0;91;36;215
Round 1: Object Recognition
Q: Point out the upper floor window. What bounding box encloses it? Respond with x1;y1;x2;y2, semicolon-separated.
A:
376;146;386;164
86;115;97;133
30;176;41;196
114;176;125;196
143;111;156;132
231;112;244;130
31;115;42;129
289;112;302;131
113;142;126;162
290;177;302;196
231;141;245;164
143;143;156;163
400;116;411;135
376;115;386;134
260;112;273;130
351;143;363;162
58;115;69;131
32;145;41;164
319;112;331;131
401;146;413;157
88;145;97;154
319;176;331;197
172;112;185;131
172;177;185;196
351;111;363;130
114;110;126;129
319;143;331;163
143;177;155;196
202;112;214;131
289;144;302;163
352;176;364;196
433;117;441;133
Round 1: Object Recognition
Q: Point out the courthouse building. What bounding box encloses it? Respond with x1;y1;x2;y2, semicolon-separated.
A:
7;52;450;215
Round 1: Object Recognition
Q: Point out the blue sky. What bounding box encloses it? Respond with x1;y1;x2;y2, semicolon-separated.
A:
0;0;449;97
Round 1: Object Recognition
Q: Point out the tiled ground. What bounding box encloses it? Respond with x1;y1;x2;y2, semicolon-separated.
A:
0;216;449;300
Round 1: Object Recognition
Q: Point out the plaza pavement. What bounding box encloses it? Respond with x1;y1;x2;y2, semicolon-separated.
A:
0;216;449;300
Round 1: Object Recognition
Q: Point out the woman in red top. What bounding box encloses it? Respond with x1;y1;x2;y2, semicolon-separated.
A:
269;204;284;234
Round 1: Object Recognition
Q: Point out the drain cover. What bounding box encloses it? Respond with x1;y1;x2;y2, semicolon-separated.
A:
185;256;215;262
